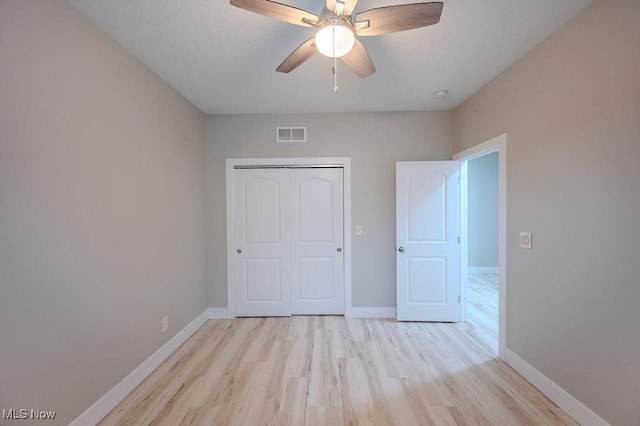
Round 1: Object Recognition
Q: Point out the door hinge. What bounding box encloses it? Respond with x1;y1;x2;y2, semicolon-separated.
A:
457;236;460;244
458;295;461;303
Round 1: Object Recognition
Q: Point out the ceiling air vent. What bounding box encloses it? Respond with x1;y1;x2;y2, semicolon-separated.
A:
277;127;307;143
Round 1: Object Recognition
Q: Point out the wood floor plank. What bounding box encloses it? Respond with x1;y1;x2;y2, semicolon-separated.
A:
99;310;576;426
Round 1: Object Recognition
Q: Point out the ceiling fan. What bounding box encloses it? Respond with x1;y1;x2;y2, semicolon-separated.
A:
230;0;444;79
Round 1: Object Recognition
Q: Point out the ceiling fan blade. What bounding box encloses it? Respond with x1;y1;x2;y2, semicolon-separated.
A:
326;0;359;16
355;2;443;36
276;38;317;73
230;0;318;27
341;39;375;78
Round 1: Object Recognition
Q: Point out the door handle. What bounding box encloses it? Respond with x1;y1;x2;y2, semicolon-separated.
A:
236;249;242;254
337;248;342;252
398;247;405;253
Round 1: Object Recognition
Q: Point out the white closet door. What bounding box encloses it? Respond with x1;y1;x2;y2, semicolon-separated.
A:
291;168;344;314
396;161;461;322
234;169;292;316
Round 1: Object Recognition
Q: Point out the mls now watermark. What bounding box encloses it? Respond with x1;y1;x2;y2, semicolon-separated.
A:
2;409;56;420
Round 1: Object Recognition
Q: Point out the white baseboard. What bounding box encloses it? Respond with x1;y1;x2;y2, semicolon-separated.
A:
70;309;210;426
206;306;397;320
346;307;396;319
468;266;498;274
505;349;609;426
207;307;231;319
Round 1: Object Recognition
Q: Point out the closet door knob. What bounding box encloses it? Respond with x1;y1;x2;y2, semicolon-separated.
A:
398;247;405;253
337;248;342;252
236;249;242;254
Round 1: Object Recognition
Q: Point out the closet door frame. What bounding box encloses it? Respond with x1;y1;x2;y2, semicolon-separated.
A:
226;157;352;318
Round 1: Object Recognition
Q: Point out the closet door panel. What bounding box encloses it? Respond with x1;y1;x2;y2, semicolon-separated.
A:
291;168;344;314
234;169;291;316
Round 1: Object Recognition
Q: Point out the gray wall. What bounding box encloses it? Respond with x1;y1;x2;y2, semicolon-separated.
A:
453;0;640;424
467;152;498;268
0;1;206;424
206;112;452;308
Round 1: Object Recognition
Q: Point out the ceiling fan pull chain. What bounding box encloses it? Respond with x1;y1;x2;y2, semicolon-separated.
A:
333;25;338;94
334;56;338;94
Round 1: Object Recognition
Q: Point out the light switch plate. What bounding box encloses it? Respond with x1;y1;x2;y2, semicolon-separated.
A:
355;225;363;236
519;232;532;249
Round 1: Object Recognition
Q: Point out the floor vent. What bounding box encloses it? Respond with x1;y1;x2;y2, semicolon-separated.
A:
277;127;307;143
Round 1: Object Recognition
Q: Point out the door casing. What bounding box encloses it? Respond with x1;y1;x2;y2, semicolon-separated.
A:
226;157;352;318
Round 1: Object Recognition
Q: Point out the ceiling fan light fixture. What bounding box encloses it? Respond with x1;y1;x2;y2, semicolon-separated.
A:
315;18;355;58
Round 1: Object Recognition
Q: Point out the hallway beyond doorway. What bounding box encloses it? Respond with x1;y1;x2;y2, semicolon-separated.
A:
468;272;498;354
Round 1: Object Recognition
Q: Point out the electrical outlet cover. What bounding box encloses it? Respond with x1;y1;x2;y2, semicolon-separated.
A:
519;232;532;249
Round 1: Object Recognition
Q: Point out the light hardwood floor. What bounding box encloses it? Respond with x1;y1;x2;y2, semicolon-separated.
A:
100;309;576;424
467;273;499;354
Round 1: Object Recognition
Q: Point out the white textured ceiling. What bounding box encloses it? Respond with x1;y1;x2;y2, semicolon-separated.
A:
67;0;592;114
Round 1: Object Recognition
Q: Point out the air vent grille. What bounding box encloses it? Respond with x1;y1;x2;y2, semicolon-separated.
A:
277;127;307;143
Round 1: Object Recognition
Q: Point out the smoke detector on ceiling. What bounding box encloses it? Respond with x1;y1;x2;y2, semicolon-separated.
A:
433;90;448;99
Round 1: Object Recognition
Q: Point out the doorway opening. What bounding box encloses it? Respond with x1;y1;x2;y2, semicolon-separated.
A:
465;153;498;354
454;134;507;358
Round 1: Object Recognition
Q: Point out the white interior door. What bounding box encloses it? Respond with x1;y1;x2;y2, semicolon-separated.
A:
233;166;344;316
234;169;292;316
291;168;344;314
396;161;461;322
